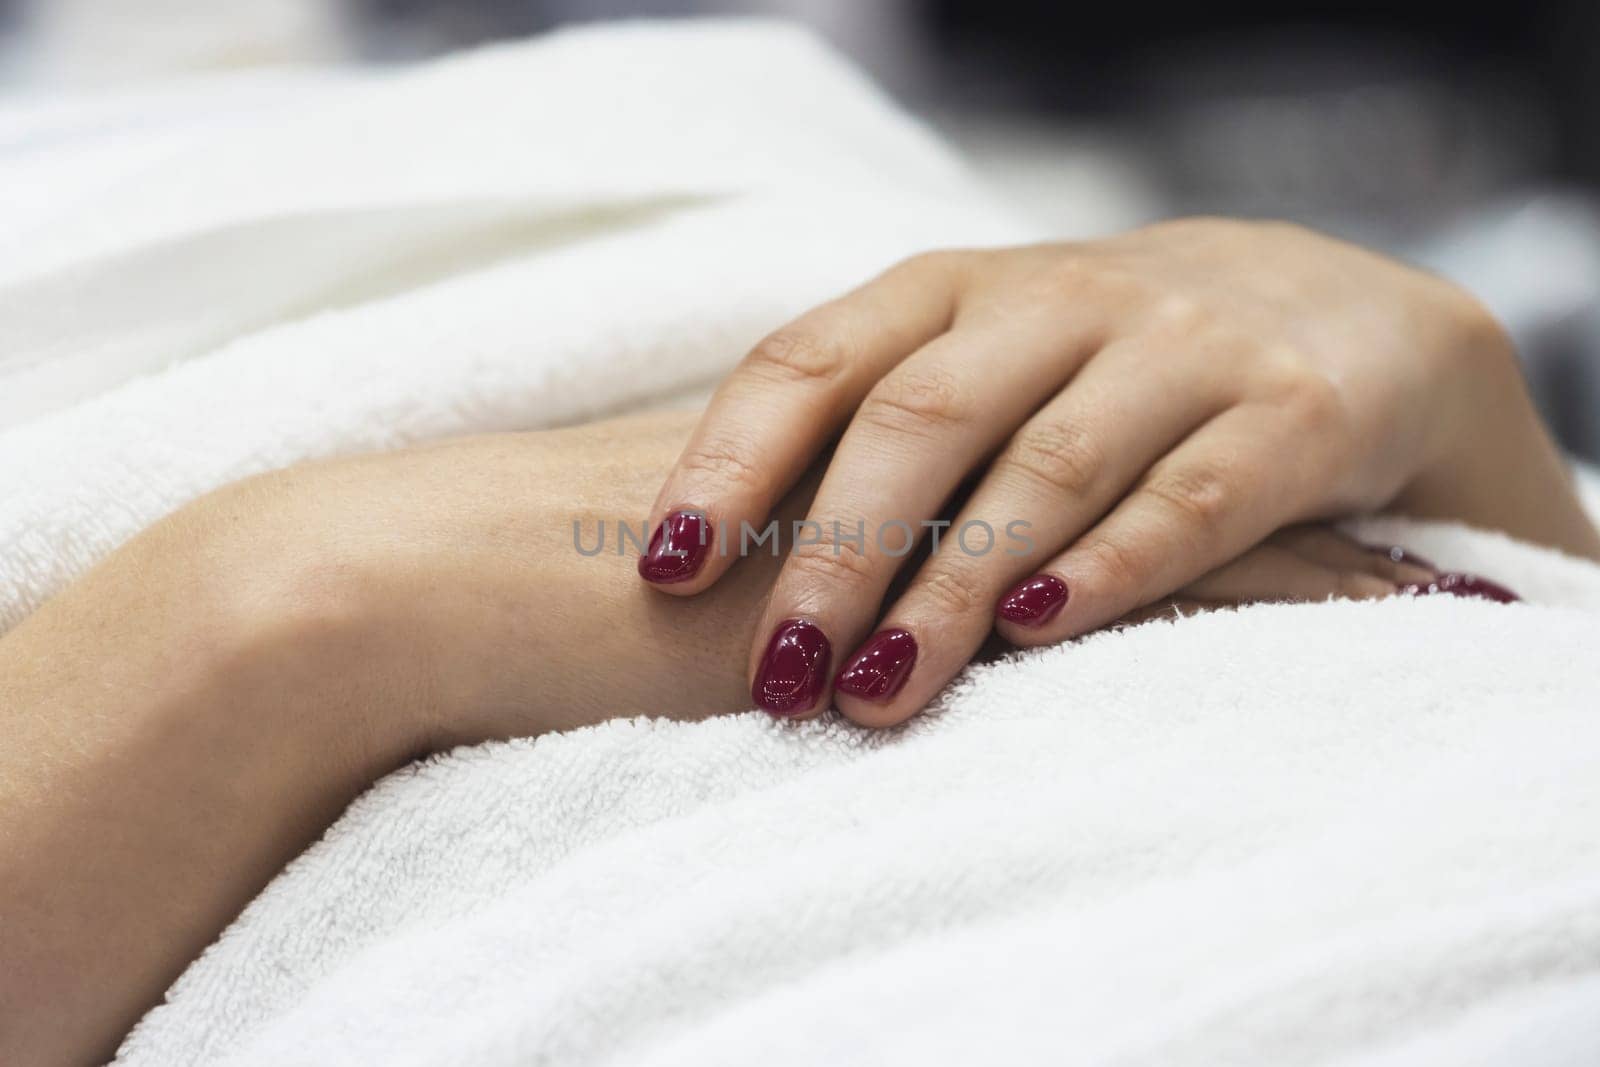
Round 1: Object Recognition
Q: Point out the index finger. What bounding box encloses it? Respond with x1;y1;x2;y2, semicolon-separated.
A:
637;251;966;594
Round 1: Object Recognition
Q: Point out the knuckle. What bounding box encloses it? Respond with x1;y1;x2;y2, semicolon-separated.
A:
787;528;877;588
1251;359;1354;467
993;253;1101;311
745;327;850;385
917;565;988;617
1004;419;1105;498
678;437;765;494
1044;255;1115;301
1084;535;1150;594
1146;292;1215;335
1143;462;1238;533
1280;369;1349;435
1040;252;1100;292
1146;215;1257;246
857;367;972;438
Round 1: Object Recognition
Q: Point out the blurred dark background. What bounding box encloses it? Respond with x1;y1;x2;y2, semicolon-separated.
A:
356;0;1600;232
2;0;1598;457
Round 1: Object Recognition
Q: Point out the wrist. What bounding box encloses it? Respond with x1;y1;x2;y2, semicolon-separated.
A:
1413;280;1521;470
185;479;437;775
1396;296;1600;559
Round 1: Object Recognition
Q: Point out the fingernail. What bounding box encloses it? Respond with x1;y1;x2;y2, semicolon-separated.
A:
1400;571;1520;603
997;574;1069;627
1364;543;1438;572
834;629;918;702
752;619;832;715
638;510;712;584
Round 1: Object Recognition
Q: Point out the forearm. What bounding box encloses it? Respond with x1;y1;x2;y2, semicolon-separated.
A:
0;425;777;1065
0;505;419;1066
9;364;1583;1067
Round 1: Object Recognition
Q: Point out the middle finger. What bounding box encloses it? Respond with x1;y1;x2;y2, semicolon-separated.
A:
745;312;1104;716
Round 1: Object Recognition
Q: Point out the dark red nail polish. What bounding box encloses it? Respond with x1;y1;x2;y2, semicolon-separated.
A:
1365;543;1437;572
997;574;1068;627
1401;571;1520;604
834;629;918;702
752;619;831;715
638;510;712;584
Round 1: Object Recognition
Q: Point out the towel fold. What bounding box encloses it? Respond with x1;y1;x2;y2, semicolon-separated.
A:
0;19;1026;629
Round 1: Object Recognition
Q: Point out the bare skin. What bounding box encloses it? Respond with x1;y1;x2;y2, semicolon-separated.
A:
642;219;1600;725
0;407;1473;1066
4;220;1598;1064
0;413;777;1067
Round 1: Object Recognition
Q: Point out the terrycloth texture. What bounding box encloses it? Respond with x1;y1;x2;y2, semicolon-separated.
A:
0;20;1597;1067
0;18;1026;631
124;584;1600;1067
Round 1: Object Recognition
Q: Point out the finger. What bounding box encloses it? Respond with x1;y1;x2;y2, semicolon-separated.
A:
639;252;963;594
997;402;1332;645
1270;526;1436;587
749;314;1111;719
828;337;1235;727
1111;563;1389;629
1179;541;1396;603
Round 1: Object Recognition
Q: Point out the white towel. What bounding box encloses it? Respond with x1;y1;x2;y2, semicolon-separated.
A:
0;19;1027;629
0;20;1597;1067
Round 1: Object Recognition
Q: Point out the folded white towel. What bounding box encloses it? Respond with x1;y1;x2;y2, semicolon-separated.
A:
1;20;1597;1067
119;542;1600;1067
0;19;1026;629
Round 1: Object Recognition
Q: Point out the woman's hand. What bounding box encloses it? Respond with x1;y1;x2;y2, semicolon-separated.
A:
641;218;1599;725
0;402;1503;1064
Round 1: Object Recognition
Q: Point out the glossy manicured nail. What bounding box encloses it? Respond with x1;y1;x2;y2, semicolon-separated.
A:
1400;571;1520;604
752;619;832;715
997;574;1069;627
834;629;918;702
638;510;712;584
1365;543;1437;572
